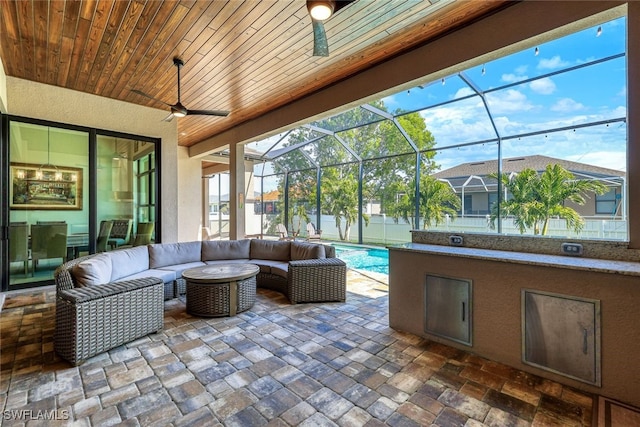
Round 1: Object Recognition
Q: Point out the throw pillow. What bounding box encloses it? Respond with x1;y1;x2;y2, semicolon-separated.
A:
72;254;113;287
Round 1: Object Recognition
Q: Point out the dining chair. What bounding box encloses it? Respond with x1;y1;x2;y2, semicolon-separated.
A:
9;223;29;275
31;223;68;275
107;219;132;249
132;222;155;246
96;220;113;252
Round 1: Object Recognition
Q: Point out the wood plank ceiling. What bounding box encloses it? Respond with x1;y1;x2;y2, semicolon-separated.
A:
0;0;510;149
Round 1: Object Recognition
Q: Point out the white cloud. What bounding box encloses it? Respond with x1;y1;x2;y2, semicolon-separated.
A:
537;55;570;70
420;98;496;144
382;94;398;108
486;89;535;114
567;151;626;172
515;65;528;75
551;98;585;112
617;85;626;97
454;87;475;98
492;116;528;135
501;73;527;84
529;77;556;95
610;106;627;117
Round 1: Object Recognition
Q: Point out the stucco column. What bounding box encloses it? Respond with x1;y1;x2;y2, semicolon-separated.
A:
229;143;246;239
628;1;640;248
201;176;210;239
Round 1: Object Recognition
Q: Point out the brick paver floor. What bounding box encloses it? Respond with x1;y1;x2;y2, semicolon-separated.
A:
0;270;594;426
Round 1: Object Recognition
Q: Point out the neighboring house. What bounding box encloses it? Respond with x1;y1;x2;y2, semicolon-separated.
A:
254;189;280;215
209;194;230;219
432;155;626;218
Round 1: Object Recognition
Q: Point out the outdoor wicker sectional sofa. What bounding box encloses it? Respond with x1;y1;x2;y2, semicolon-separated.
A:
54;239;346;365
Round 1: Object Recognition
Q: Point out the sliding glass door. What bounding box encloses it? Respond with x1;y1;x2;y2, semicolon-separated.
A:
8;122;89;288
2;118;160;291
96;135;156;250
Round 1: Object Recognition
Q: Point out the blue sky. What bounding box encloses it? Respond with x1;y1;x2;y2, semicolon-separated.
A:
383;16;627;173
230;15;627;195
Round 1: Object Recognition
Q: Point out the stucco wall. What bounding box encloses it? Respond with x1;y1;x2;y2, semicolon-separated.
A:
6;77;183;242
177;145;204;241
0;57;7;113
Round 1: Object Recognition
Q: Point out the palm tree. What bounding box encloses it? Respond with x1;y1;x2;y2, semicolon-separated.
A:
322;174;369;241
289;204;309;237
419;176;461;229
490;169;541;234
388;175;460;229
491;164;607;235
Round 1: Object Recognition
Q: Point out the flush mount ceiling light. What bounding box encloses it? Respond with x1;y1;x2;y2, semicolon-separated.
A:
307;0;335;21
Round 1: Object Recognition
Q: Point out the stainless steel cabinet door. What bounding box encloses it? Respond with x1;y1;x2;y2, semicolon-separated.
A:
425;275;472;346
522;290;601;386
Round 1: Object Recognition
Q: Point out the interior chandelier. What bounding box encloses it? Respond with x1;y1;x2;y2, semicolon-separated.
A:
36;127;62;181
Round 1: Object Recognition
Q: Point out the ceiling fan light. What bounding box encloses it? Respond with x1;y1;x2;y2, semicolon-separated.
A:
172;104;187;118
307;1;334;21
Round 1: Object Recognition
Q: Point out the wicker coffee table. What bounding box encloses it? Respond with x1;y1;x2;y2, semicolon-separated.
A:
182;264;259;317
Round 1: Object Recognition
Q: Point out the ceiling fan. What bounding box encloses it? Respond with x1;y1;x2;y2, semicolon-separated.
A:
307;0;356;57
132;57;230;122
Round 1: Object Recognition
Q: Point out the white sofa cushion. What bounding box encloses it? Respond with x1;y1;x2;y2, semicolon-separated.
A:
157;261;206;278
109;246;150;282
149;241;202;268
202;239;251;261
291;242;326;260
72;253;113;287
248;259;282;274
204;259;251;266
118;268;176;284
250;240;291;261
266;261;289;278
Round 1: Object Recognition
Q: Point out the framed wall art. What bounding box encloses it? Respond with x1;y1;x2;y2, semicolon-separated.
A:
10;163;83;210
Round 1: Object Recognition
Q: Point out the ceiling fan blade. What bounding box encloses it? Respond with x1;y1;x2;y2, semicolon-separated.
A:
186;109;230;117
137;58;232;121
131;89;172;107
312;20;329;57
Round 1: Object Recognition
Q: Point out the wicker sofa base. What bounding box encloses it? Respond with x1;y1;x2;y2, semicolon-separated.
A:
177;261;347;305
54;278;164;366
288;258;346;304
256;272;288;296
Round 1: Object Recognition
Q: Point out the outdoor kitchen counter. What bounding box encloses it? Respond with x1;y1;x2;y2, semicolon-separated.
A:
388;242;640;277
387;241;640;408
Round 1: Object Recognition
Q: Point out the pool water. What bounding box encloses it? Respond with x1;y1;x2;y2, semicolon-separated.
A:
333;244;389;275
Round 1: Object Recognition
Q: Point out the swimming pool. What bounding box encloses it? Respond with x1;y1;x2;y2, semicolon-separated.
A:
333;244;389;275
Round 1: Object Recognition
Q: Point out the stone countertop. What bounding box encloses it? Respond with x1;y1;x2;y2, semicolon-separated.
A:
388;242;640;277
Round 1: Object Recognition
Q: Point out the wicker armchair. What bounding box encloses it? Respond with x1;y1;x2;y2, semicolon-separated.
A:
288;258;347;304
54;256;164;365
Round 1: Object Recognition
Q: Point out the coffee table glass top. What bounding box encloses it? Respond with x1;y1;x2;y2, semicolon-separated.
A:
182;264;260;283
